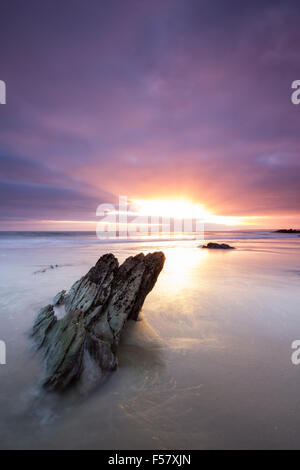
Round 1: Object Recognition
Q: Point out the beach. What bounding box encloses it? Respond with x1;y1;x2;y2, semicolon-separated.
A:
0;231;300;449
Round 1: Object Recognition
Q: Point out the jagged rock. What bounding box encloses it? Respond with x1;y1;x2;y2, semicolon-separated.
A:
32;305;57;350
53;290;66;306
202;242;235;250
32;252;165;391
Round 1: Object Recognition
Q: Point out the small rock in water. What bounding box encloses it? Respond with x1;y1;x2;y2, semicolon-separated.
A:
202;242;235;250
34;264;62;274
274;229;300;234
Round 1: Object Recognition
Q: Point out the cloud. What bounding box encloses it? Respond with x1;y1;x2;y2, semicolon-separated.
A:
0;154;115;220
0;180;96;220
0;0;300;226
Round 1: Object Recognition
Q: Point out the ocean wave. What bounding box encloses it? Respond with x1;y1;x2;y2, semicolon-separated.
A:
0;230;299;249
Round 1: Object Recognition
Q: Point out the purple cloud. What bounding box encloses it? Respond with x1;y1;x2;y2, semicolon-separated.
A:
0;0;300;227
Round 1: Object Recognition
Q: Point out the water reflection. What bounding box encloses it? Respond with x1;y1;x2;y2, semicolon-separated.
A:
156;244;209;296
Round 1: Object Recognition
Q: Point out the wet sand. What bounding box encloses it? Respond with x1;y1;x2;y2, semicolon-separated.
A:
0;233;300;449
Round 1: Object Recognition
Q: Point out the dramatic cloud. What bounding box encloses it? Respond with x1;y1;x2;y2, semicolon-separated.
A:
0;154;114;221
0;0;299;228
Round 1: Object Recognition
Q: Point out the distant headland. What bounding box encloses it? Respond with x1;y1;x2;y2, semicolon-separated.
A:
274;229;300;234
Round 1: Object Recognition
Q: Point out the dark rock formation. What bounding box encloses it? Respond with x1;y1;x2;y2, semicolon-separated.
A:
34;264;65;274
32;252;165;391
274;229;300;234
53;290;66;306
202;242;235;250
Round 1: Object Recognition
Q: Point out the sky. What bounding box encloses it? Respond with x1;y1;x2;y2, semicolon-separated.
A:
0;0;300;230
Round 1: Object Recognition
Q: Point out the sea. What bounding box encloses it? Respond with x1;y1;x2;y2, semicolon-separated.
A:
0;230;299;449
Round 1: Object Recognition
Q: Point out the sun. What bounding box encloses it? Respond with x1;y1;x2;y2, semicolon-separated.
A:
132;198;248;226
132;198;210;219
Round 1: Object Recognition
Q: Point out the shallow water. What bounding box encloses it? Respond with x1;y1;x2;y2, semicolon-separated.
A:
0;232;300;449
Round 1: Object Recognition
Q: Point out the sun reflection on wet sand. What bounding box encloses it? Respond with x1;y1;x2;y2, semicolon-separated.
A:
159;245;209;295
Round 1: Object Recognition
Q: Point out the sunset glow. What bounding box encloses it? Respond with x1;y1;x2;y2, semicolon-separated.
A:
133;198;254;226
0;0;299;231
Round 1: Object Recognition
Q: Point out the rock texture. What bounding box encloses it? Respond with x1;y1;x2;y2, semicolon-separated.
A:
53;290;66;306
32;252;165;391
202;242;235;250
